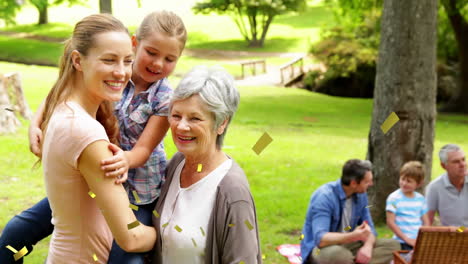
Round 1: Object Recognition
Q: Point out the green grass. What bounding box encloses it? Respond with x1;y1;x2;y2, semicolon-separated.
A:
1;61;468;263
1;0;334;56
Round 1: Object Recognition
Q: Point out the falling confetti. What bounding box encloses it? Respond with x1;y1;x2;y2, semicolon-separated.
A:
244;220;254;231
132;190;141;203
192;238;197;247
6;245;28;261
174;225;183;232
344;226;351;231
262;254;266;260
239;261;245;264
457;226;466;233
93;253;98;261
228;223;235;227
88;191;96;199
200;227;206;237
380;112;400;134
153;210;160;218
252;132;273;155
366;205;373;208
162;222;169;228
129;204;139;211
197;164;202;172
300;233;304;240
127;220;140;230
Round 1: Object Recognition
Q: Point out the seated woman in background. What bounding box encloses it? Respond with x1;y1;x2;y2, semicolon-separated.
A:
152;66;262;264
39;14;156;262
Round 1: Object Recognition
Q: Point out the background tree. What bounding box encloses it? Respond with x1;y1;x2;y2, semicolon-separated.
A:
0;0;23;25
99;0;112;14
440;0;468;113
193;0;306;47
29;0;84;25
367;0;438;223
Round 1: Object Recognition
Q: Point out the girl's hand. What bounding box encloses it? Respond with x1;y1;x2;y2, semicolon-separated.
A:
101;143;129;184
28;126;43;157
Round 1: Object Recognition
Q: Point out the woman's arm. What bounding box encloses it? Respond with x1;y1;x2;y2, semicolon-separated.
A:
78;140;156;252
28;99;46;157
101;115;170;177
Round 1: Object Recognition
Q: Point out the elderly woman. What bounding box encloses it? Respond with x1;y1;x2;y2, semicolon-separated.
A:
152;66;262;263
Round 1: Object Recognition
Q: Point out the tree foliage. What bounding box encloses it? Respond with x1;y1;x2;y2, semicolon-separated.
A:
193;0;306;47
29;0;85;25
0;0;23;25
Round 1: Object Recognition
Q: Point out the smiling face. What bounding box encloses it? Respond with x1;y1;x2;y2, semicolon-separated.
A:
399;176;420;196
353;171;374;194
169;95;226;159
132;32;181;86
73;31;133;103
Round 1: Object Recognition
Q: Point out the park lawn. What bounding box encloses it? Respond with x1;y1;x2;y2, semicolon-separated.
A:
2;0;334;54
1;61;468;263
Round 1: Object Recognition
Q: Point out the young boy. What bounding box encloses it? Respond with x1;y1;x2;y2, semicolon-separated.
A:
386;161;430;250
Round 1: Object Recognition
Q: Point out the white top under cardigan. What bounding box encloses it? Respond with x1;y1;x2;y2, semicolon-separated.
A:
160;158;232;264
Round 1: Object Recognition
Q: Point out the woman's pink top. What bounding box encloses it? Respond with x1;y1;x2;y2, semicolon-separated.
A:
42;101;112;263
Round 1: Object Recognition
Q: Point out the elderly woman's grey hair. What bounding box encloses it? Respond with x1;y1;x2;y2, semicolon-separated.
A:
170;66;240;149
439;144;461;164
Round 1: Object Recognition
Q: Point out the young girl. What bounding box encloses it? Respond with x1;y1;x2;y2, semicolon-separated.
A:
0;10;187;264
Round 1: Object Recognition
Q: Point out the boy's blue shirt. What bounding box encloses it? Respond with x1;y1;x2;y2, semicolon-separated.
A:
300;179;377;263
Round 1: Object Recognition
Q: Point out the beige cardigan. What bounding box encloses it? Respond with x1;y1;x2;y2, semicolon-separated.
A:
152;152;262;264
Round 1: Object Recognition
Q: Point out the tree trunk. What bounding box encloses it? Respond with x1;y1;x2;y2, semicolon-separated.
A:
0;74;21;134
5;72;31;120
440;0;468;113
367;0;438;223
99;0;112;14
38;4;48;25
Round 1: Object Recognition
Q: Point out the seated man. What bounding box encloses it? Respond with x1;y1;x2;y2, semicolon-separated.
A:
300;159;400;264
426;144;468;226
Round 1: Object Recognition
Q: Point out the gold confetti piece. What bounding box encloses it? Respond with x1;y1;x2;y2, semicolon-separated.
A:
457;226;466;233
392;203;397;209
192;238;197;247
252;132;273;155
127;220;140;230
93;253;98;261
129;204;139;211
88;191;96;199
344;226;351;231
197;164;202;172
228;223;235;227
153;210;160;218
132;190;141;203
366;205;373;208
262;254;266;260
300;233;304;240
200;227;205;236
13;246;28;261
174;225;183;232
6;245;17;253
244;219;254;231
380;112;400;134
239;261;245;264
162;222;169;228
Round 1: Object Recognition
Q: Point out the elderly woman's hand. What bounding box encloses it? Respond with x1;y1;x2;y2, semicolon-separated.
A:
101;143;129;184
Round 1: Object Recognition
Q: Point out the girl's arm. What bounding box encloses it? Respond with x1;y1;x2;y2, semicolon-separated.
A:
386;211;415;246
101;115;170;178
28;99;46;157
78;140;156;252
